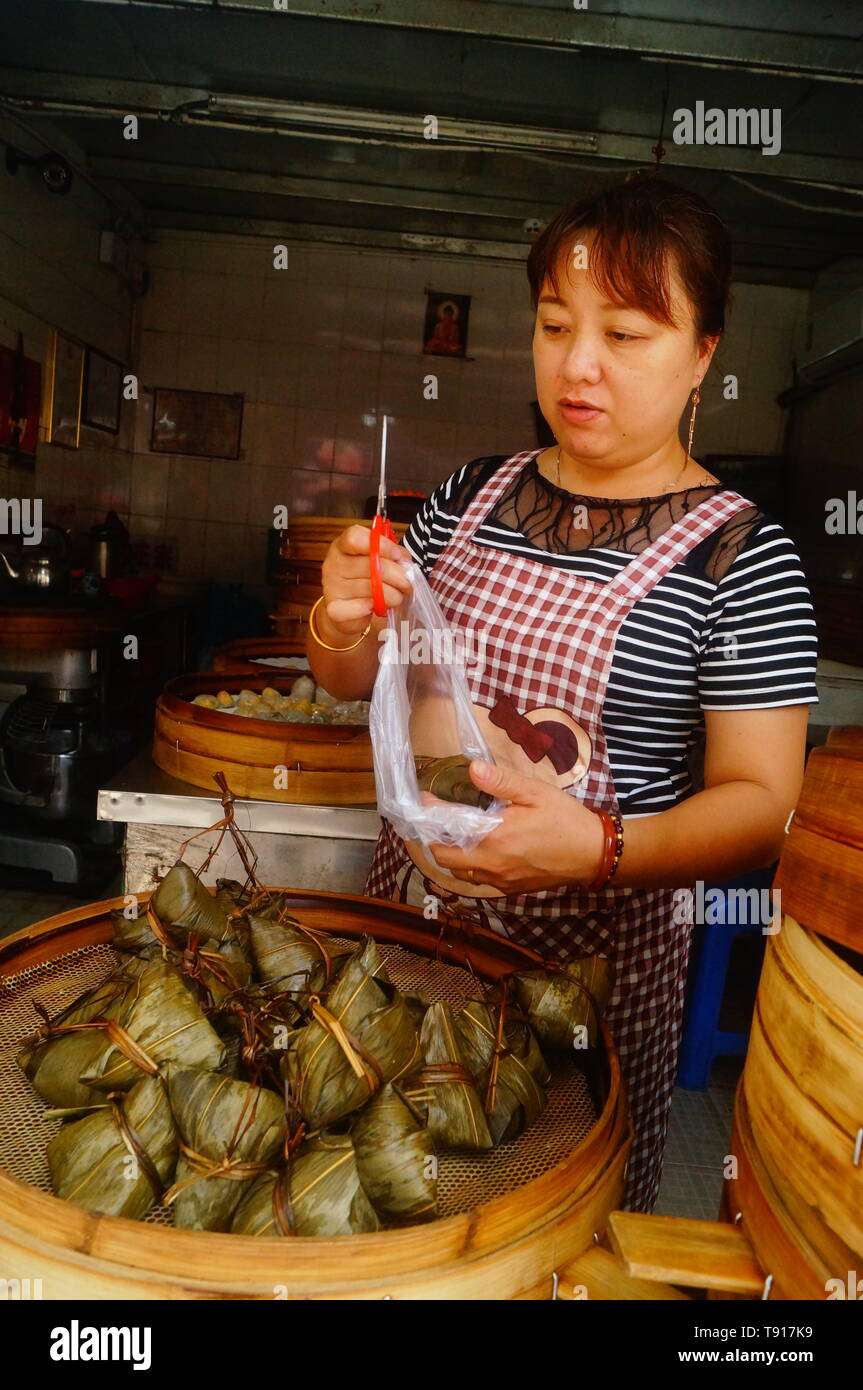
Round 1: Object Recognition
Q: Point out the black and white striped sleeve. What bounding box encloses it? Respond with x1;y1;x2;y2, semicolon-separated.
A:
697;520;819;710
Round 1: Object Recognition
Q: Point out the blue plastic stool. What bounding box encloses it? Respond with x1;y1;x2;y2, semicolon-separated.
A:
676;866;776;1090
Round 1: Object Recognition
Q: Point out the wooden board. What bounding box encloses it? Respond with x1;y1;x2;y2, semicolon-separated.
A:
607;1211;764;1294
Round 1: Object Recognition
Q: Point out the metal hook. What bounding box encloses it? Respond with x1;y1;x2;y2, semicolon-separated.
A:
853;1127;863;1167
733;1211;743;1225
761;1273;774;1300
551;1271;559;1301
783;808;795;835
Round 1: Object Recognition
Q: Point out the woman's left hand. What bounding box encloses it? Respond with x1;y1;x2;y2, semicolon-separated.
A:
428;760;607;893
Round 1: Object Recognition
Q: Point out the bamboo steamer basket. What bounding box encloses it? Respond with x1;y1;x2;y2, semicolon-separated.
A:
285;515;408;563
739;913;863;1270
724;1084;835;1300
0;607;99;651
0;891;630;1301
276;516;409;618
213;637;307;676
773;742;863;953
152;672;375;804
271;612;308;642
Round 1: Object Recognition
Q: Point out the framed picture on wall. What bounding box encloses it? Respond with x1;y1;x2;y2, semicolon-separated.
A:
45;329;85;448
150;387;244;459
83;346;123;433
422;291;470;358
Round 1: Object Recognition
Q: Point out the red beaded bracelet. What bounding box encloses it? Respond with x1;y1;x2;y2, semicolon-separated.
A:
587;809;625;891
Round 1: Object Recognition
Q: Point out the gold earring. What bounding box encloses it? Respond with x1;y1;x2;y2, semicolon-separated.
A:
687;386;701;458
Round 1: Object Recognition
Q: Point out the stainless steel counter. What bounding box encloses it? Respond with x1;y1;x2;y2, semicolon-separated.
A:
98;751;381;895
98;749;381;839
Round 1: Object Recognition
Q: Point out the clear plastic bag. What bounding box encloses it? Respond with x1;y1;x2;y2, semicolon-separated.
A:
370;561;504;850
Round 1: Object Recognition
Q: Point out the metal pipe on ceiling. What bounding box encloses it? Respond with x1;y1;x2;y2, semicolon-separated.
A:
70;0;863;85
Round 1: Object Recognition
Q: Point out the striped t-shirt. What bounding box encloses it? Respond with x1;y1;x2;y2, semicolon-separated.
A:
403;455;819;817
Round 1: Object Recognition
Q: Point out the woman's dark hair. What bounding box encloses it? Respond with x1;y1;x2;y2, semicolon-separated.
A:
526;173;733;342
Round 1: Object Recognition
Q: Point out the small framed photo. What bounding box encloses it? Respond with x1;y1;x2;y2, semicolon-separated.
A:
83;346;123;433
45;329;84;448
151;387;244;459
422;290;470;358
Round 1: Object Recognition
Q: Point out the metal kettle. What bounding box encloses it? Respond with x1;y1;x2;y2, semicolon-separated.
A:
0;524;71;593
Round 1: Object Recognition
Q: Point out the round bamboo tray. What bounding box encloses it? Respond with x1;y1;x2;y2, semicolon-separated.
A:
276;517;410;619
213;637;307;676
0;607;99;651
725;1083;832;1300
774;742;863;953
0;891;630;1300
271;613;308;642
152;673;375;804
285;516;408;563
739;912;863;1270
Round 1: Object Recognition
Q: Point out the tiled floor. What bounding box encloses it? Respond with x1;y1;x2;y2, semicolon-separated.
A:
0;877;748;1221
657;1056;743;1219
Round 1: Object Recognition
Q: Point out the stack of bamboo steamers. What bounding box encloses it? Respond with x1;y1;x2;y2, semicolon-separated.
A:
272;516;407;638
602;727;863;1301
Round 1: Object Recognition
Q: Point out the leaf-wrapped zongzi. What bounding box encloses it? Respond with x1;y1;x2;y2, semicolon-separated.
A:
407;1002;492;1151
455;998;548;1145
231;1133;379;1237
513;955;614;1050
416;755;493;810
80;962;226;1091
17;974;135;1109
352;1084;437;1222
151;861;233;944
249;914;336;996
283;937;421;1131
47;1075;177;1219
165;1066;286;1231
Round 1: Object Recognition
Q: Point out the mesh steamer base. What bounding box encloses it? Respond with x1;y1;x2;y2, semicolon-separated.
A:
0;937;599;1223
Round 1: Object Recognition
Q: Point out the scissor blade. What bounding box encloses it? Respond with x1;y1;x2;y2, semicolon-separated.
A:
378;414;388;514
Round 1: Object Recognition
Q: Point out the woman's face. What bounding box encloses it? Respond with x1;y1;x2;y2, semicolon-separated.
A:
532;234;717;469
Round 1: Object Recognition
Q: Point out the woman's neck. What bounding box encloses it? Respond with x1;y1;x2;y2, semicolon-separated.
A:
536;442;719;498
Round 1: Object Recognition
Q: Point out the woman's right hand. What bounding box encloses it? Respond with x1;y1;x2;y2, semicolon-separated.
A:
318;524;414;643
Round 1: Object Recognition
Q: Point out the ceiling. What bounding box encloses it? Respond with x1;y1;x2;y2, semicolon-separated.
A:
1;0;862;285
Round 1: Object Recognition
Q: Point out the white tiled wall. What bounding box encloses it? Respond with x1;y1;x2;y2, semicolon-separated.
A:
0;155;808;605
132;230;806;596
0;116;133;549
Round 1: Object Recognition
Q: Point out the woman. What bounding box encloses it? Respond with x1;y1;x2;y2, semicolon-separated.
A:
306;175;818;1212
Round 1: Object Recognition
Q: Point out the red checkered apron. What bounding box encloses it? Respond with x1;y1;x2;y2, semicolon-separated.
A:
366;449;755;1211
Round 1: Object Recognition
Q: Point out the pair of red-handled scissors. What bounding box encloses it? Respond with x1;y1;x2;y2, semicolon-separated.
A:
369;413;395;617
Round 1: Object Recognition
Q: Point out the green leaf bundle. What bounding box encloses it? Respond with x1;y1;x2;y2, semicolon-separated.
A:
231;1133;379;1237
408;1002;492;1152
47;1075;177;1219
166;1066;286;1231
352;1084;437;1222
284;938;421;1131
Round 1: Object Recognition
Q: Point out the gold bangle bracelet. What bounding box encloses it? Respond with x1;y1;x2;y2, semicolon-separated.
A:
308;596;372;653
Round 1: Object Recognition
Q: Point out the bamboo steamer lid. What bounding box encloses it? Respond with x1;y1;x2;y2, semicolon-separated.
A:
212;637;307;675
